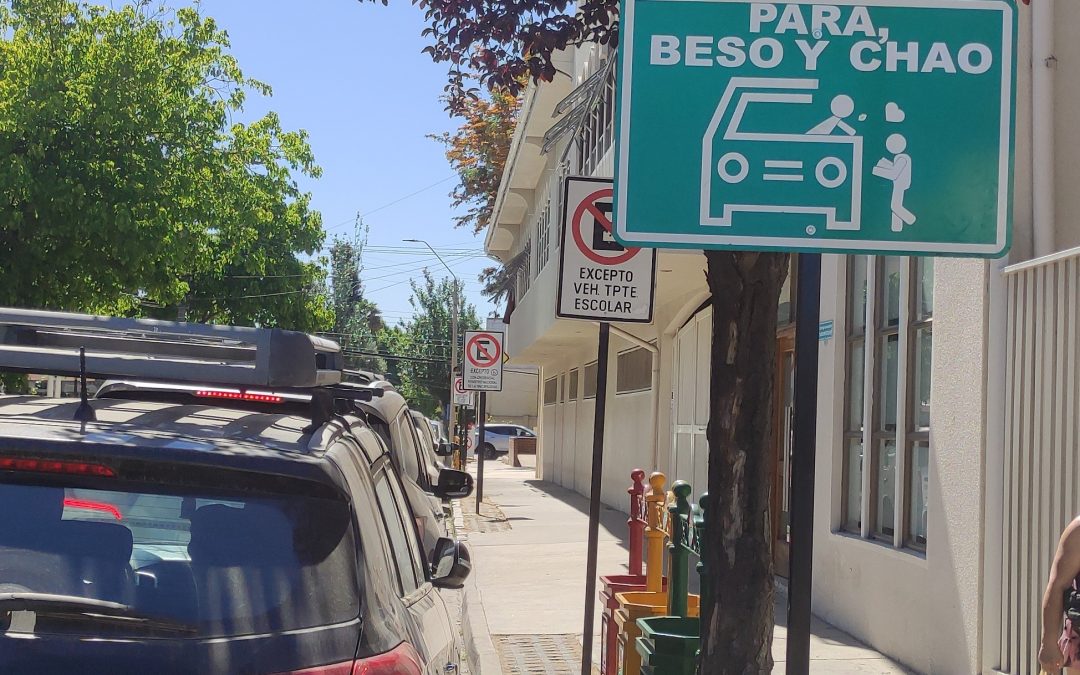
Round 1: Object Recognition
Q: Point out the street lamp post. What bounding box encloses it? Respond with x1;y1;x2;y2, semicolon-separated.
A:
404;238;461;463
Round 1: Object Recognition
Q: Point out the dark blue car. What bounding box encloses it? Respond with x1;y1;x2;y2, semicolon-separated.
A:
0;395;471;674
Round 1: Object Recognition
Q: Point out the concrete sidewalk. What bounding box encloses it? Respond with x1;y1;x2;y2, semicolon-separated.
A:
456;460;916;675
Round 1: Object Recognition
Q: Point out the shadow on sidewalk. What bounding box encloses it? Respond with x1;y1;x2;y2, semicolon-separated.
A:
519;473;702;595
521;477;634;546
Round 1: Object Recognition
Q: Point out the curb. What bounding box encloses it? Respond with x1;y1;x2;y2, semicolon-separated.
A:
453;499;503;675
462;571;503;674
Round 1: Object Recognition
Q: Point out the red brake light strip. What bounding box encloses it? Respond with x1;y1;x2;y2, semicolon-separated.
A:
195;390;284;404
63;497;122;521
0;457;115;477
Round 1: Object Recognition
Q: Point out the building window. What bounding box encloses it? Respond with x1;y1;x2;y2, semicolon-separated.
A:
568;369;579;401
517;239;533;302
536;199;551;272
906;257;933;549
841;256;867;534
616;347;652;394
583;362;598;399
578;56;616;175
543;376;558;406
841;256;933;551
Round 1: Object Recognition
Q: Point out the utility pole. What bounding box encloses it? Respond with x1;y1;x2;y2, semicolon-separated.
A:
404;238;461;458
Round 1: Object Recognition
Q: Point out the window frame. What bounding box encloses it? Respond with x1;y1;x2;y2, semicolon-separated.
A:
903;257;933;550
840;256;868;535
543;376;558;406
616;346;653;395
583;362;598;399
840;255;931;553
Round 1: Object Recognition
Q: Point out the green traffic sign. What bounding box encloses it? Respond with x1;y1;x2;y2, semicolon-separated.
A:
613;0;1016;257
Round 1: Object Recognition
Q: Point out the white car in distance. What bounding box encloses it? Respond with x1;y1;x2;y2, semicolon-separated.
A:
470;423;536;460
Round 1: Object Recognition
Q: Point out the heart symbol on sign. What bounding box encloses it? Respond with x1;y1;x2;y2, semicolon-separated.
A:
885;102;906;123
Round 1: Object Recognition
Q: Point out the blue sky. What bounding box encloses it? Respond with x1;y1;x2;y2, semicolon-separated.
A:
195;0;498;325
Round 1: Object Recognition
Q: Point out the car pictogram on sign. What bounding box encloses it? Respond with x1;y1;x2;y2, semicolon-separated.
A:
702;78;863;234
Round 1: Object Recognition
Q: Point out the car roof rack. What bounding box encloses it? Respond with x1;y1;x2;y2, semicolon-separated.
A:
0;307;344;389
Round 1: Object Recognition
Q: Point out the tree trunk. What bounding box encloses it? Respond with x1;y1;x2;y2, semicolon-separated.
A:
699;250;790;674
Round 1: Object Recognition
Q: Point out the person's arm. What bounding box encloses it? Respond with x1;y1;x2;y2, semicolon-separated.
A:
872;159;895;179
837;119;857;136
1040;518;1080;671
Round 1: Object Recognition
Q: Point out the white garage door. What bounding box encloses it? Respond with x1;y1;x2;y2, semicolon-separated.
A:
672;308;711;498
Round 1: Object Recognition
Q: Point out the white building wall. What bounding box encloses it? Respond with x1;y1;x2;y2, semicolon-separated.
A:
812;254;989;675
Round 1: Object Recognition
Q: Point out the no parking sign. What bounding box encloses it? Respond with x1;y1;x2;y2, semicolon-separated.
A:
462;331;504;392
556;177;656;323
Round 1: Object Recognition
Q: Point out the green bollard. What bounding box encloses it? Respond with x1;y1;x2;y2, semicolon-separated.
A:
666;481;692;618
636;487;706;675
695;492;708;611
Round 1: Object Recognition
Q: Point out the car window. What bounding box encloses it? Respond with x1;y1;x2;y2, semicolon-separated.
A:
372;470;424;595
411;417;442;471
411;414;435;452
390;413;424;486
0;480;359;638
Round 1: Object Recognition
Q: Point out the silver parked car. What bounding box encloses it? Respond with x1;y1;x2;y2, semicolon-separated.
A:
470;423;536;460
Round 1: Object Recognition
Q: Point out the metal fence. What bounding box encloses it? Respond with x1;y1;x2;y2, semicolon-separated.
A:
998;247;1080;675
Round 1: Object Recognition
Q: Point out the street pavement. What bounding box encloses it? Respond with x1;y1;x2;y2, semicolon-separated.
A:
455;459;916;674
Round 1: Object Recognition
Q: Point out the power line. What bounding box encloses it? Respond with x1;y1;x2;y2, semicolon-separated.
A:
358;175;456;219
341;349;447;365
323;176;457;235
361;256;486;295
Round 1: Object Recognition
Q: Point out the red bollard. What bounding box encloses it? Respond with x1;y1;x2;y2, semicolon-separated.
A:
600;469;662;675
628;470;645;577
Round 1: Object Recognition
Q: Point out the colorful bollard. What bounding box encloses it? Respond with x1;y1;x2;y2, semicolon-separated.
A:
599;469;649;675
635;490;709;675
614;479;700;675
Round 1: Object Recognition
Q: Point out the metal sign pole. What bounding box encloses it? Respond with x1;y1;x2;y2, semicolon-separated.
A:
475;391;487;511
786;253;822;675
581;321;611;675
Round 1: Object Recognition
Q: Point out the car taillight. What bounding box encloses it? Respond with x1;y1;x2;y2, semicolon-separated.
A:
353;644;424;675
276;643;424;675
0;456;115;477
195;390;284;404
63;497;122;520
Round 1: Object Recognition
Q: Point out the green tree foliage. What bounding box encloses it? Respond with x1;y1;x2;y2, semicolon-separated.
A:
378;270;479;417
0;0;329;331
328;222;385;371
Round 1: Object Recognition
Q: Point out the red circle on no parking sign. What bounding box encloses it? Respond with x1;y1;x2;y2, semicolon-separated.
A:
571;188;641;266
466;333;501;369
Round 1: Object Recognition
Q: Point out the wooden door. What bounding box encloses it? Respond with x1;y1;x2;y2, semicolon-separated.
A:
773;332;795;578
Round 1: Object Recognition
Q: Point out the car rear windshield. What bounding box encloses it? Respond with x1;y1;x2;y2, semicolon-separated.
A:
0;479;359;639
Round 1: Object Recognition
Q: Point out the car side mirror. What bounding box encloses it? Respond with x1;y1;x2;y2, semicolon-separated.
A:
436;441;456;457
433;468;473;500
430;537;471;589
